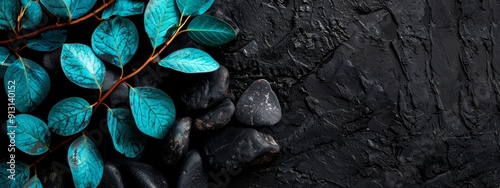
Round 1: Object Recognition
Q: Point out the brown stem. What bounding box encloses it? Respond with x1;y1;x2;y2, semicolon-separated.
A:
33;134;79;166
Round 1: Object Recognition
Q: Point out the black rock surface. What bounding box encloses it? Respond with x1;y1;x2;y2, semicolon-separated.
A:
162;117;191;165
119;161;169;188
181;66;230;110
177;150;209;188
98;162;124;188
235;79;282;126
194;98;235;132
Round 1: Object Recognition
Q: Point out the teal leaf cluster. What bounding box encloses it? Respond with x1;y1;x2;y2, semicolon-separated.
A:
0;46;15;77
144;0;179;48
27;29;68;52
159;47;219;73
92;16;139;68
68;135;104;188
48;97;93;136
130;87;176;139
40;0;97;20
0;161;30;188
61;43;106;89
20;0;42;29
102;0;145;19
107;108;147;157
23;175;42;188
7;114;50;155
0;0;19;31
3;58;50;113
187;15;236;47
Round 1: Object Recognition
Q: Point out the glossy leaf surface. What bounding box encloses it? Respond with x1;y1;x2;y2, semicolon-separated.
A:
130;87;176;139
107;108;147;157
7;114;50;155
68;135;104;188
196;0;214;15
48;97;92;136
144;0;179;48
0;161;30;188
102;0;145;19
4;58;50;113
187;15;236;47
40;0;97;20
92;17;139;68
0;46;15;77
159;47;219;73
20;0;42;29
175;0;204;15
0;0;19;31
27;29;68;51
61;43;106;89
22;175;42;188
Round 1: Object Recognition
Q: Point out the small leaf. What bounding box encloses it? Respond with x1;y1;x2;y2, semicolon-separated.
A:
144;0;179;48
92;17;139;68
7;114;50;155
196;0;214;15
61;43;106;89
68;135;104;188
102;0;145;19
4;58;50;113
187;15;236;47
27;29;68;52
175;0;205;15
22;175;42;188
0;46;15;77
40;0;97;20
107;108;147;158
0;161;30;188
159;48;219;73
48;97;93;136
130;87;176;139
0;0;19;31
20;0;42;29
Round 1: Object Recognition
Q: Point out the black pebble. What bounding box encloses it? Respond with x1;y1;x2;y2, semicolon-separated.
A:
181;66;230;110
235;79;282;126
177;150;209;188
194;98;235;132
162;117;191;165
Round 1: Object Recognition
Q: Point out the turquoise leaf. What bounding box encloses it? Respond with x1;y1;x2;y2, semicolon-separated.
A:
107;108;147;158
7;114;50;155
23;175;42;188
40;0;97;21
0;0;19;31
61;43;106;89
102;0;145;19
159;48;219;73
175;0;204;15
27;29;68;52
187;15;236;47
92;17;139;68
144;0;179;48
68;135;104;188
48;97;93;136
0;46;15;77
129;86;176;139
196;0;214;15
3;58;50;113
0;161;30;188
20;0;42;29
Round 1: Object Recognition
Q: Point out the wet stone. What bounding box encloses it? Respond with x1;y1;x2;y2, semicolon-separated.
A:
98;161;124;188
162;117;191;165
235;79;282;126
119;161;169;188
194;99;235;132
181;66;230;110
177;150;209;188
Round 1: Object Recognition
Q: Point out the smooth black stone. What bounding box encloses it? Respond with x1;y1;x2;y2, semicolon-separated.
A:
119;161;169;188
203;127;280;170
177;150;209;188
181;66;230;110
162;117;191;165
194;99;235;132
98;162;124;188
38;166;64;188
235;79;282;126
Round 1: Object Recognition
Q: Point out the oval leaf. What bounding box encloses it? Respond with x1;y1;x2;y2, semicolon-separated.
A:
68;135;104;188
40;0;97;20
196;0;214;15
102;0;145;19
129;87;176;139
107;108;147;158
0;46;15;77
61;43;106;89
27;29;68;52
20;0;42;29
0;0;19;31
176;0;204;15
0;161;30;188
4;58;50;113
159;48;219;73
48;97;93;136
92;17;139;68
7;114;50;155
144;0;179;48
22;175;42;188
187;15;236;47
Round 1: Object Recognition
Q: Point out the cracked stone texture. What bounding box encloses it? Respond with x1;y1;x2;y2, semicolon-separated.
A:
209;0;500;187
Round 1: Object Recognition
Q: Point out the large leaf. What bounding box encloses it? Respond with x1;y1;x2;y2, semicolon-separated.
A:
0;0;19;31
48;97;92;136
68;135;104;188
144;0;179;48
61;43;106;89
0;46;15;77
40;0;97;20
159;48;219;73
102;0;145;19
175;0;204;15
92;17;139;68
187;15;236;47
7;114;50;155
0;161;30;188
4;58;50;113
27;29;68;52
20;0;42;29
22;175;42;188
107;108;147;157
129;87;176;139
